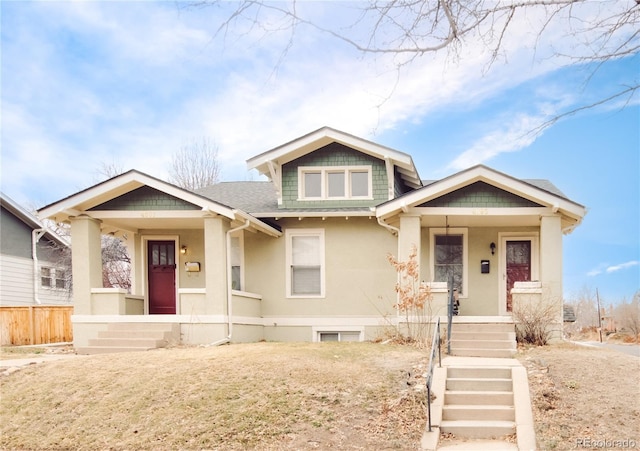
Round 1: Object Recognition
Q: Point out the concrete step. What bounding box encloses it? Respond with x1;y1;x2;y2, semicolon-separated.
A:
446;377;513;392
450;348;516;358
87;337;166;348
447;367;512;379
450;339;516;350
450;331;516;341
107;323;179;332
76;346;156;355
97;330;171;340
451;323;515;333
445;390;514;405
442;405;515;421
440;420;516;438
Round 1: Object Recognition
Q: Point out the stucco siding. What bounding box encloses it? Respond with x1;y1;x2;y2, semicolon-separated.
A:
420;226;540;316
244;217;397;322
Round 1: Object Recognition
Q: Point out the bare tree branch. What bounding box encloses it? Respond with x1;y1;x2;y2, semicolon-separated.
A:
168;137;221;191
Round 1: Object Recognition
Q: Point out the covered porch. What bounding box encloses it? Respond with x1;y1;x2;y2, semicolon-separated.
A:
37;171;281;348
376;166;586;341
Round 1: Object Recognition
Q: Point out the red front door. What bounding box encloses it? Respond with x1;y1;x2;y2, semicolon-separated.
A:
148;241;176;314
506;240;531;312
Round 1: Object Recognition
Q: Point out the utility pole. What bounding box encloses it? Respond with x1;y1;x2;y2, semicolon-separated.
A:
596;288;603;343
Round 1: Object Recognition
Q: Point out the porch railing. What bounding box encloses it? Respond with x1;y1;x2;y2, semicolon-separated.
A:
425;316;441;432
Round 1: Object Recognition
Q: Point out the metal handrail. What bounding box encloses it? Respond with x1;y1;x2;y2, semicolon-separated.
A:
425;316;441;432
447;276;454;355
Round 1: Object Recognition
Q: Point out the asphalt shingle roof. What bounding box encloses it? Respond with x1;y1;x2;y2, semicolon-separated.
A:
195;182;278;214
197;177;568;215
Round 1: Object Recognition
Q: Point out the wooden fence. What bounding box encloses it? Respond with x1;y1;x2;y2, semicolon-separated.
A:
0;306;73;346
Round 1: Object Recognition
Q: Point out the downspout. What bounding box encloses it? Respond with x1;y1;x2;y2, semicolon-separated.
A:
208;218;251;347
376;215;402;328
32;229;47;305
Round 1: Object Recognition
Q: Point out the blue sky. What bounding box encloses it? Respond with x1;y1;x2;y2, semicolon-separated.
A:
1;1;638;304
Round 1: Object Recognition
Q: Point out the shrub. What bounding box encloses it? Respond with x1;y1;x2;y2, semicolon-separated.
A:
387;245;433;345
512;294;558;346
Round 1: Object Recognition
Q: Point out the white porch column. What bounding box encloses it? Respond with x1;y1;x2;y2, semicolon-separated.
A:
204;216;228;315
540;215;563;337
70;215;102;315
398;214;421;267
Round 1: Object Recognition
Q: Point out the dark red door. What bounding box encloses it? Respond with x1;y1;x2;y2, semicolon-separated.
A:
148;241;176;314
506;240;531;312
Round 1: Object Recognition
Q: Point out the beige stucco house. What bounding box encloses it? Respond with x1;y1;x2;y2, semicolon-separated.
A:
38;127;586;349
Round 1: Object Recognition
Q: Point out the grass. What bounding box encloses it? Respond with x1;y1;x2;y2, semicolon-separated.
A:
1;342;428;450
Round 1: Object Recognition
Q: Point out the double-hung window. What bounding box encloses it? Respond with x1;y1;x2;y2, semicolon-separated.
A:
430;228;468;296
299;166;372;200
286;229;325;297
41;266;67;289
230;235;243;291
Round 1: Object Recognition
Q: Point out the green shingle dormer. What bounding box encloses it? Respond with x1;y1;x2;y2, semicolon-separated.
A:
280;143;388;209
90;186;200;211
418;181;543;208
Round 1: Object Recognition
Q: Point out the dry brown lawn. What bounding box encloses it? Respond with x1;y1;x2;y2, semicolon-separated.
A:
1;342;428;450
1;341;639;450
518;342;640;450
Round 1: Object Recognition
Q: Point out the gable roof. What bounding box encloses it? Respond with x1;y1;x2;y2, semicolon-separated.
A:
377;165;586;228
37;171;281;237
246;126;422;190
1;192;69;247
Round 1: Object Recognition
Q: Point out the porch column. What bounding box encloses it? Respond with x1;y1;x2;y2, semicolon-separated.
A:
70;215;102;315
204;216;228;315
540;215;563;335
398;214;421;267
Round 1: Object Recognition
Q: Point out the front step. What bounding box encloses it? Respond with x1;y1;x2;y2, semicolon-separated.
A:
449;348;516;358
444;390;514;405
76;323;180;355
448;321;516;358
441;365;516;439
446;377;512;391
442;405;515;421
439;420;515;439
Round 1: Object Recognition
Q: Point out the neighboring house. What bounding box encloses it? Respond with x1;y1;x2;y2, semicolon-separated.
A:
37;127;586;348
1;193;71;306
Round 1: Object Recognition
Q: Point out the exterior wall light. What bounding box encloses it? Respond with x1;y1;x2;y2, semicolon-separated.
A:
181;245;188;255
490;242;496;255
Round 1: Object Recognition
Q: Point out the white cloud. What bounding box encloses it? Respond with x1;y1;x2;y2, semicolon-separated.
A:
2;0;633;206
605;261;639;274
588;261;639;277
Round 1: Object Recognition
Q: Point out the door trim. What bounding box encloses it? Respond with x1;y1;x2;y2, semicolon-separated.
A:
498;232;539;316
141;235;180;315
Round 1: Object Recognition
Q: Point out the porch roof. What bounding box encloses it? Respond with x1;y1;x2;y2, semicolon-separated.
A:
37;171;282;237
377;165;587;232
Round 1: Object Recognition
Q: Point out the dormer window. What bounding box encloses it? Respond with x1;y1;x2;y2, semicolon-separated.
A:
299;166;372;200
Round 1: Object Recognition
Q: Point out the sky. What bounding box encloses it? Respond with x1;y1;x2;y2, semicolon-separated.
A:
1;1;638;304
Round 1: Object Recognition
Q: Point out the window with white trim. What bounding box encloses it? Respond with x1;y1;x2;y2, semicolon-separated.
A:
230;236;243;290
286;229;325;297
299;166;372;200
41;266;67;290
430;228;468;296
319;331;361;342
